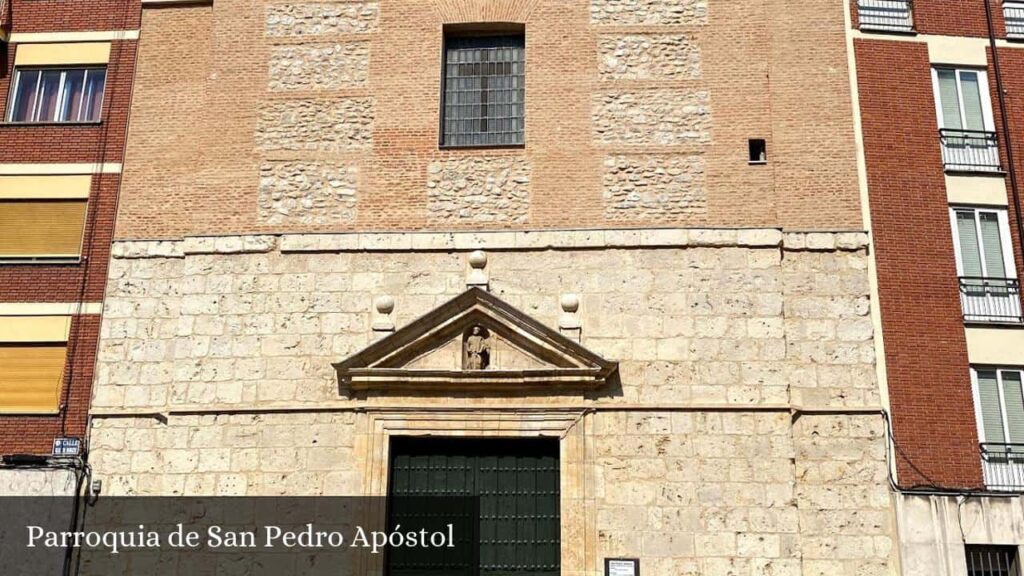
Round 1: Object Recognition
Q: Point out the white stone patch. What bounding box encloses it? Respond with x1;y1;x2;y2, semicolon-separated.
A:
266;2;379;36
426;157;531;224
598;34;701;80
255;98;374;152
590;0;707;25
603;155;706;221
268;43;369;91
258;161;358;225
593;90;710;145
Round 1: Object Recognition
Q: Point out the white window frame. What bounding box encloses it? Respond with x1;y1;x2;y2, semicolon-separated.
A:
949;206;1017;279
931;67;997;132
971;367;1024;444
5;67;107;123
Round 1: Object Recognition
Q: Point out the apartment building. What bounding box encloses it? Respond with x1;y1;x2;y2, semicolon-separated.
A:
80;0;904;572
852;0;1024;573
0;0;138;496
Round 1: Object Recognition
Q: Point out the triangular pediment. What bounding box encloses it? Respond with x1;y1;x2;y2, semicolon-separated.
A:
333;288;617;391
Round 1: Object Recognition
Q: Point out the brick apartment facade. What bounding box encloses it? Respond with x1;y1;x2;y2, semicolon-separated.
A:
852;0;1024;572
0;0;139;495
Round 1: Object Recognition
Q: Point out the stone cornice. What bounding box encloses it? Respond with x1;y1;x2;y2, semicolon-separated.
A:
110;228;870;259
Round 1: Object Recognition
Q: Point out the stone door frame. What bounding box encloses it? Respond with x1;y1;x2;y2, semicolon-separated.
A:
356;408;595;576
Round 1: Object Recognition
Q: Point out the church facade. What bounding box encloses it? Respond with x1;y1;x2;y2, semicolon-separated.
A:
85;0;898;573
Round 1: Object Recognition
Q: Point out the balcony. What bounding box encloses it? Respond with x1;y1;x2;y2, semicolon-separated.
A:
1005;1;1024;40
981;443;1024;491
940;129;1002;173
960;277;1023;324
857;0;914;32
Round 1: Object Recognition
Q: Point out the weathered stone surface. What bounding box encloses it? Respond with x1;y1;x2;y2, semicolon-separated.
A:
258;161;358;225
602;155;706;221
268;43;369;91
265;2;379;36
426;157;531;224
590;0;708;25
598;34;701;80
255;98;374;152
593;91;710;145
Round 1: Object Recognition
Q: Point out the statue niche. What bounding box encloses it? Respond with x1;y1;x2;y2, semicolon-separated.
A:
462;325;492;370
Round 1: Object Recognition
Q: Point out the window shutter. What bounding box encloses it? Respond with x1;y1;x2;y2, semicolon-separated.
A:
957;210;984;277
959;71;986;131
0;344;67;413
0;200;87;257
979;212;1007;278
978;370;1007;443
937;69;964;130
1001;371;1024;444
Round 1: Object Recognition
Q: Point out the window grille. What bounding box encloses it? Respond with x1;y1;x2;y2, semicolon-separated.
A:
441;35;524;147
966;545;1021;576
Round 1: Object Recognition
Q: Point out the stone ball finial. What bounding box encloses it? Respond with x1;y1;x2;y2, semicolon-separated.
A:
468;250;488;269
374;295;395;315
560;294;580;313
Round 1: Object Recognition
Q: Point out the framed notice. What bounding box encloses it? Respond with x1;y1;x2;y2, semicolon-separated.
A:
605;558;639;576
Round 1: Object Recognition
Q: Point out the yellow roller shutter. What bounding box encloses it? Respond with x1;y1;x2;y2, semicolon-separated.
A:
0;200;87;257
0;344;67;413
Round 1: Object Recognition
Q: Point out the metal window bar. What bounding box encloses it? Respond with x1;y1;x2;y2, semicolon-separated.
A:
960;277;1024;323
1005;1;1024;39
980;444;1024;492
940;129;1002;172
966;543;1022;575
857;0;914;31
442;35;524;147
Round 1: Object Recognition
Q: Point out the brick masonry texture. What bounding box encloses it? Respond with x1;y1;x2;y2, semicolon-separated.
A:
265;2;380;36
0;2;140;457
426;157;531;224
589;0;707;26
592;90;711;146
598;34;701;80
255;98;375;152
602;155;706;221
116;0;864;238
258;161;358;225
268;42;370;91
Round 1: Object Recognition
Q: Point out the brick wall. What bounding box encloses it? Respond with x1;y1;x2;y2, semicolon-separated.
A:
0;2;139;456
115;0;863;240
855;38;984;488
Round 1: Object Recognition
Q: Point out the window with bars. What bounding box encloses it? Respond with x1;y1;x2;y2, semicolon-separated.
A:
6;67;106;123
441;34;524;147
966;545;1021;576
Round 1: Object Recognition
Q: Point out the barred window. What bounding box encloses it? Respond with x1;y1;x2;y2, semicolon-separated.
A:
441;35;524;147
966;545;1021;576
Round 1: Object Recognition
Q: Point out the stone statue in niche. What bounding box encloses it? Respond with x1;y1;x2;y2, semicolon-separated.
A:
463;325;492;370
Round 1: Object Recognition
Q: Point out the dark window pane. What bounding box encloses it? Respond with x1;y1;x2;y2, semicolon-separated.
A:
36;70;63;122
9;70;41;122
442;35;524;147
58;69;86;122
81;69;106;122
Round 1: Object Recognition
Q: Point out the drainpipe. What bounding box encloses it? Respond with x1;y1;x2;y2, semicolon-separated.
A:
984;0;1024;270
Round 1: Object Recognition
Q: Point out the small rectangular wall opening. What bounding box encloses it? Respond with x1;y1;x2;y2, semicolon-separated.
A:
966;545;1021;576
749;138;767;164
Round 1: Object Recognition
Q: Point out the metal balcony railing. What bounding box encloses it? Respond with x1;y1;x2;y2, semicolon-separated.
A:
981;443;1024;492
1005;1;1024;39
857;0;914;32
960;277;1024;323
940;129;1002;172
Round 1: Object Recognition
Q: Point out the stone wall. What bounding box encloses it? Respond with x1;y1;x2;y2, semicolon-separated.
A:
589;0;708;25
598;34;701;80
258;161;359;225
255;98;375;152
268;43;370;91
593;90;711;146
602;155;706;221
265;2;380;37
425;157;531;224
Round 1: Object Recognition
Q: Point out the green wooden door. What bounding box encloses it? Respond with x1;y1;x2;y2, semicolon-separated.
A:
387;437;560;576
